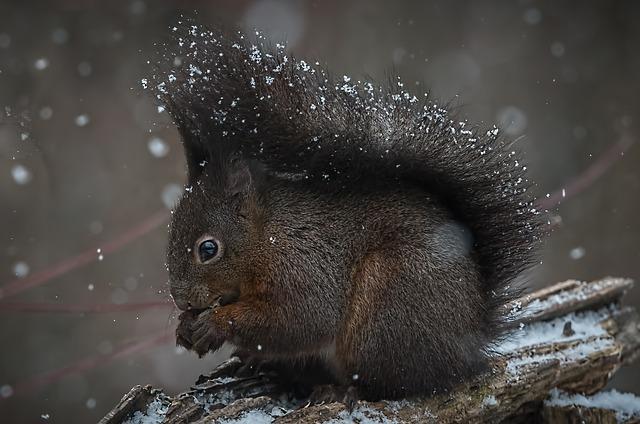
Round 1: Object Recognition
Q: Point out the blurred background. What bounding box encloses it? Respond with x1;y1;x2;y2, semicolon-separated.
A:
0;0;638;422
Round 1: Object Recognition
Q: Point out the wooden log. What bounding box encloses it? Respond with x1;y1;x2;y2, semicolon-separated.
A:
101;277;639;423
98;385;164;424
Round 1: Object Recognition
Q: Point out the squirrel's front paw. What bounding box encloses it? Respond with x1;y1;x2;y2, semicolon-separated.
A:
190;308;228;357
176;310;198;350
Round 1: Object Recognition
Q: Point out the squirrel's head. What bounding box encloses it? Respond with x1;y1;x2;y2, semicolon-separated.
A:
166;150;263;311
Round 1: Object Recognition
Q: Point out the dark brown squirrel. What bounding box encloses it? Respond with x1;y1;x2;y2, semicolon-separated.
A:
152;24;542;403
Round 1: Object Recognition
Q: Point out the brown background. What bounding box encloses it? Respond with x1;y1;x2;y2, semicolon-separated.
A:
1;0;639;422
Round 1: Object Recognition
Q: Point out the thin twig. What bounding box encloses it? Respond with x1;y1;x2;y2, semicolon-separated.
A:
4;331;173;398
0;210;168;300
536;135;634;211
0;301;171;314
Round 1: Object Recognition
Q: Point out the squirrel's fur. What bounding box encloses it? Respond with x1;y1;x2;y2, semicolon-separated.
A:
154;24;542;400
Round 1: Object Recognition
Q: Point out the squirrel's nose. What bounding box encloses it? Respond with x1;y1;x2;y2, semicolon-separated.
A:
171;295;189;311
169;286;190;311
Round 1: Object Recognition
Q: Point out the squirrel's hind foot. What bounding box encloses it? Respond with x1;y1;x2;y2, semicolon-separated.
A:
307;384;359;412
235;356;278;378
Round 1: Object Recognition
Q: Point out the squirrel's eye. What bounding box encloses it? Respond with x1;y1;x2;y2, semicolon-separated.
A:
198;239;219;263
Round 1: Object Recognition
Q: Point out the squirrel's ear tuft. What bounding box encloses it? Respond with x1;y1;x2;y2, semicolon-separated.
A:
225;158;254;197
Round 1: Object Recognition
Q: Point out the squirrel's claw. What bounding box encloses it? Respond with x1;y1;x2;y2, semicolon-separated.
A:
308;384;359;412
342;386;359;413
235;356;270;377
190;308;227;356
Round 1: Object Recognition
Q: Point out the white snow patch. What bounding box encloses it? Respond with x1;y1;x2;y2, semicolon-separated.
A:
123;398;170;424
325;405;397;423
546;388;640;422
506;279;626;322
218;410;274;424
483;395;498;407
504;337;614;379
496;308;610;353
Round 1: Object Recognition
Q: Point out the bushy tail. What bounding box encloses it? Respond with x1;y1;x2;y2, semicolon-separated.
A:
150;24;543;305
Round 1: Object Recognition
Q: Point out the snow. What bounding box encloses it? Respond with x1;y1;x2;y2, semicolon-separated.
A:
504;337;613;378
546;388;640;422
496;308;610;353
11;164;31;185
147;137;169;157
505;278;628;322
39;106;53;120
121;376;298;424
383;400;412;413
0;384;14;398
218;410;275;424
12;261;29;278
86;398;97;409
569;247;585;260
325;405;398;423
161;183;183;209
75;114;90;127
495;303;616;380
482;395;498;407
523;8;542;25
123;398;170;424
496;106;527;136
34;58;49;70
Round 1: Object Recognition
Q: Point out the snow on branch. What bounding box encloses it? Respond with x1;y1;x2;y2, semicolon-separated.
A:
100;277;640;423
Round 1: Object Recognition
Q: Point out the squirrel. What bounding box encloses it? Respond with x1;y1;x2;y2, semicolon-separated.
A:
152;24;542;403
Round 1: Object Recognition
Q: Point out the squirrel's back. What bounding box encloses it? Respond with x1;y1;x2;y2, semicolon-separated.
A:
157;24;543;399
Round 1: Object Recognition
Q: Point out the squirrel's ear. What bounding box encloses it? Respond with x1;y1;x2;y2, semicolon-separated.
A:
225;158;254;197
